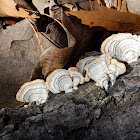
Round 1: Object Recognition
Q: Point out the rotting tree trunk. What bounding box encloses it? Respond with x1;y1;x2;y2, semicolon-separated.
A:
0;60;140;140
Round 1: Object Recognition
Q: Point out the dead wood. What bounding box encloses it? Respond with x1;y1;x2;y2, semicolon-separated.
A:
0;60;140;140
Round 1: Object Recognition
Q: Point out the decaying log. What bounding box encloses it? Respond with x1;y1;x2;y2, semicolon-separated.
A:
0;60;139;140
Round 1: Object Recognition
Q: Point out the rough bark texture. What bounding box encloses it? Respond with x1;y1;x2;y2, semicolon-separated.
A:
0;60;139;140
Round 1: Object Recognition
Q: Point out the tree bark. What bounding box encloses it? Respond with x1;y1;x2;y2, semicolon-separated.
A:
0;60;139;140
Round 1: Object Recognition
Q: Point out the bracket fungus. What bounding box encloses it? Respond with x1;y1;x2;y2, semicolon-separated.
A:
16;79;49;105
68;67;85;90
83;54;126;90
107;59;126;86
101;33;140;63
76;56;98;76
76;52;101;75
84;54;111;90
46;69;73;94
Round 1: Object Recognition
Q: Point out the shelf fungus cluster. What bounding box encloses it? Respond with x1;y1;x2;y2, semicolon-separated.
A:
77;54;126;90
16;68;85;105
46;68;85;93
46;69;73;94
68;67;85;90
16;33;139;105
76;52;101;76
101;33;140;63
16;79;49;105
